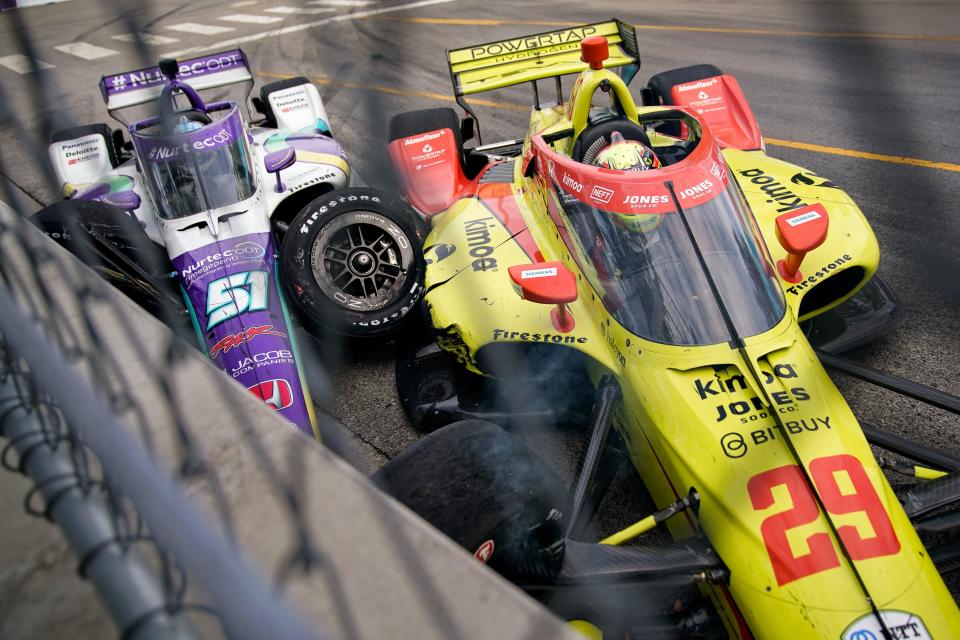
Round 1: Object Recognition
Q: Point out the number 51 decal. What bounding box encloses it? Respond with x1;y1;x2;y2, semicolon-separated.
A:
206;270;269;330
748;454;900;586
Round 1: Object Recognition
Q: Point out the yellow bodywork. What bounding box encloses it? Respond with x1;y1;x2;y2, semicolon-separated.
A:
420;44;959;639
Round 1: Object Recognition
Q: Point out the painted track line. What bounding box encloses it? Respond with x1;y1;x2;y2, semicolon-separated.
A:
258;70;960;174
53;42;119;60
765;138;960;173
0;54;54;74
266;6;337;14
160;0;458;58
221;14;285;24
308;0;375;6
112;33;179;45
166;23;236;35
375;17;960;42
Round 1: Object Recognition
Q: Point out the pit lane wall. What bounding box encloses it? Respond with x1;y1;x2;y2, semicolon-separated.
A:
0;197;580;640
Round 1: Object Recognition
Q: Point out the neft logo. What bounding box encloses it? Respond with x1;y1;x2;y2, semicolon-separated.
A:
520;267;557;279
247;379;294;411
590;185;614;204
786;211;822;227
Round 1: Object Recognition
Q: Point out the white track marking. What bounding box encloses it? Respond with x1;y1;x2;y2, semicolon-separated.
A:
221;14;285;24
266;6;337;14
0;54;54;74
112;33;179;45
53;42;119;60
166;23;236;35
162;0;457;58
307;0;375;6
231;0;258;5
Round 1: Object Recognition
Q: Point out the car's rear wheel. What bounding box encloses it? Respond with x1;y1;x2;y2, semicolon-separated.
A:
280;187;426;339
30;200;185;323
372;419;569;580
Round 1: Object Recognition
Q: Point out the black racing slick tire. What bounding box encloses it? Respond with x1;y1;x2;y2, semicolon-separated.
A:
372;420;569;581
280;187;427;339
30;200;184;320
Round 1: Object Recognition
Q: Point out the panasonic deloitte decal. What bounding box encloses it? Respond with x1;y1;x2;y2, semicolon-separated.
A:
148;127;234;161
738;168;807;213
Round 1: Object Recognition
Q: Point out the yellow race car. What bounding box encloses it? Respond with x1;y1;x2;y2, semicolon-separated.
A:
287;19;960;639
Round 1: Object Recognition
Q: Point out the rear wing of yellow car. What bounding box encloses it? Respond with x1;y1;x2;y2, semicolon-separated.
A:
446;19;639;141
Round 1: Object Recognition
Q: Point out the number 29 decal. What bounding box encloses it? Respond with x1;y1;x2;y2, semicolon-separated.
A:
206;270;269;330
748;454;900;586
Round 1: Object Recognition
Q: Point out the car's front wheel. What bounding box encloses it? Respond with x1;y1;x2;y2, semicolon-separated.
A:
372;419;569;579
280;187;426;339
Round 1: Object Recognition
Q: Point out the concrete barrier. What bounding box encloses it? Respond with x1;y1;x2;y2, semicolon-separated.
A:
0;199;581;640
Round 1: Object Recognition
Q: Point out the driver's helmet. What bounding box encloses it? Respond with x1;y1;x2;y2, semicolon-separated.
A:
173;115;203;135
592;131;661;172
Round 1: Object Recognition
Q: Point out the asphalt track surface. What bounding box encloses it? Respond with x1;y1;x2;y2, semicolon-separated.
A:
2;0;960;610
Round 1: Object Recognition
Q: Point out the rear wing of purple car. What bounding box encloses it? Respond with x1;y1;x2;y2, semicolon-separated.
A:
99;49;253;113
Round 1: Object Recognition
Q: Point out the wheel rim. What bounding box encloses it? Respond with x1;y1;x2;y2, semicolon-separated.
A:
310;211;414;312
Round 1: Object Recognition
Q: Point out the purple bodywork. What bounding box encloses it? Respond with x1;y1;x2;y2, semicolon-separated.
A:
172;233;316;436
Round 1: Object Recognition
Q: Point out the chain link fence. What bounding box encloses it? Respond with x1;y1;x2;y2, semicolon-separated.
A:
0;1;553;638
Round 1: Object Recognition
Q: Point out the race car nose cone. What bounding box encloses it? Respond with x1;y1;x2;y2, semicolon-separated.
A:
581;36;609;70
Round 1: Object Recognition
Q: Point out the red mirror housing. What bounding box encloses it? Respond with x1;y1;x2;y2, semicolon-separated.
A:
774;204;829;283
508;262;578;332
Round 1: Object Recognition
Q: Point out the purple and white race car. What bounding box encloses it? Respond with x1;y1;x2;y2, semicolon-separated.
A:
34;50;427;437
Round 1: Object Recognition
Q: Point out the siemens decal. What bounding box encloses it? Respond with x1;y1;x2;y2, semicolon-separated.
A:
738;168;808;213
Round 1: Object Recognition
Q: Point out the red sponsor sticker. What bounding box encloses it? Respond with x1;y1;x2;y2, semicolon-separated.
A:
474;539;495;564
247;379;294;411
209;324;286;358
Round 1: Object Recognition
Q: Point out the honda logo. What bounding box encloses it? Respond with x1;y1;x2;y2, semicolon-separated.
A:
247;379;294;411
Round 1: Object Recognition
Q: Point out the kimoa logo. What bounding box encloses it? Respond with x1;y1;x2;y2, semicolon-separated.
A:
404;130;444;146
463;217;498;272
738;168;807;213
562;173;583;193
